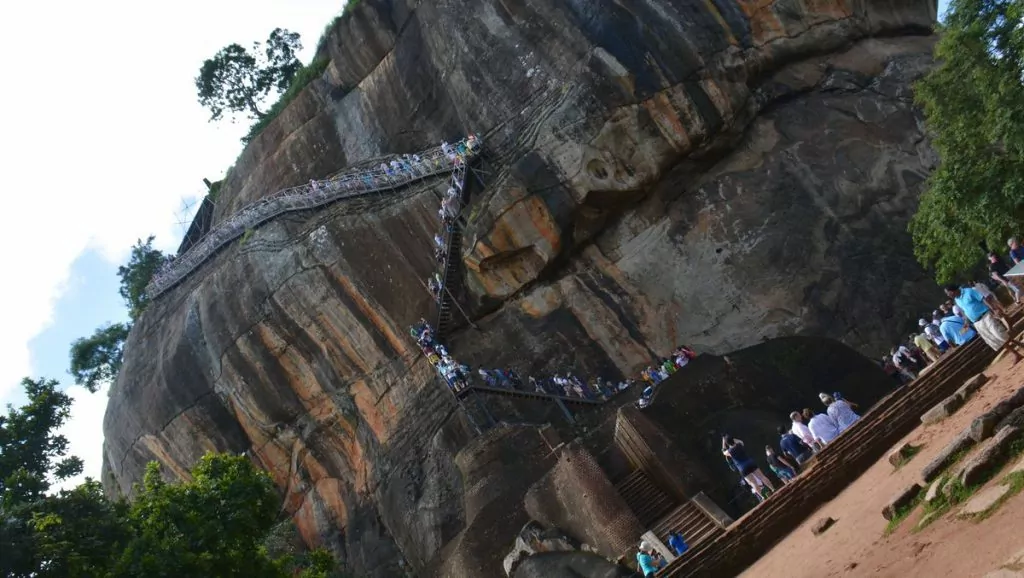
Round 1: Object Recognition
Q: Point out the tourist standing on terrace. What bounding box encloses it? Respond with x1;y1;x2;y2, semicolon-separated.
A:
913;331;941;364
778;426;813;465
765;445;797;483
921;317;950;352
804;408;840;446
989;251;1022;303
945;284;1024;360
722;435;776;496
789;411;820;452
820;393;859;433
1010;237;1024;264
939;310;976;347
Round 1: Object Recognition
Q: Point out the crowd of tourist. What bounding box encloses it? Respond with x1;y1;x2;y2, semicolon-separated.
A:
718;392;861;503
424;136;480;303
881;238;1024;384
407;319;702;406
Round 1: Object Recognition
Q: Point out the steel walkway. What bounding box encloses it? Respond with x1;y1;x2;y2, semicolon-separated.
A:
146;138;480;300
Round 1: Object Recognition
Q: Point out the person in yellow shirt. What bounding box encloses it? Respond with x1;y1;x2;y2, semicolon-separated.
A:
912;332;940;364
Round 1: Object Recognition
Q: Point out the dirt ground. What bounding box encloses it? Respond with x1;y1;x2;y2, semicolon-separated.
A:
741;352;1024;578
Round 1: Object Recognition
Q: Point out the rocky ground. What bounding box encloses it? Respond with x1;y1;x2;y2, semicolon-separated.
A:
741;348;1024;578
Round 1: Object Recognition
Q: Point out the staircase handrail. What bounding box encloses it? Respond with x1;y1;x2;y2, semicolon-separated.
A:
146;138;481;300
434;159;471;335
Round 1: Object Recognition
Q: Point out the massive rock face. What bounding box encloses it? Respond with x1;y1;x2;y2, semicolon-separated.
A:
103;1;940;576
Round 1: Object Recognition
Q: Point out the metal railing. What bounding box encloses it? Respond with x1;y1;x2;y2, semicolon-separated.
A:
146;137;481;300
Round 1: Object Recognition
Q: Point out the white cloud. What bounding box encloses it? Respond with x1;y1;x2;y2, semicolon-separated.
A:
54;383;112;491
0;0;347;403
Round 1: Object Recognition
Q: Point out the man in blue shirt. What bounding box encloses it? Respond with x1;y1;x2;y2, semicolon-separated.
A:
944;284;1023;360
939;313;976;347
667;532;689;556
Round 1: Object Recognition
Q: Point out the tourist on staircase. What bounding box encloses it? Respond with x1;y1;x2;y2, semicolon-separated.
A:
636;542;666;577
667;531;689;557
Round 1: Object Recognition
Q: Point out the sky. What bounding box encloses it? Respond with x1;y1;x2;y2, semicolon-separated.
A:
0;0;347;489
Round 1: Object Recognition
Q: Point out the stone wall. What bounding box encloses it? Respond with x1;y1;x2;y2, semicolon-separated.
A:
523;445;644;557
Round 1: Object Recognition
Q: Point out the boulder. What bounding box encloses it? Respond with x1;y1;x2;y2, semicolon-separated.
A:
512;552;633;578
956;426;1022;487
882;483;922;521
971;413;1002;443
954;373;987;402
811;517;836;536
996;406;1024;432
921;395;963;425
921;430;975;482
504;521;579;576
924;478;946;504
958;484;1011;517
888;443;917;468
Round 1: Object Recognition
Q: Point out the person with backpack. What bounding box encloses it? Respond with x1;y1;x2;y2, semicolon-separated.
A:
778;426;813;465
636;541;666;577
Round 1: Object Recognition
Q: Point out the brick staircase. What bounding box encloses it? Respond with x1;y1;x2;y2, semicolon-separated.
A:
650;501;725;559
615;469;678;527
660;329;1005;577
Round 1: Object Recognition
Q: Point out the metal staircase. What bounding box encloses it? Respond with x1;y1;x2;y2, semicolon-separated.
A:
434;158;471;340
457;384;604;406
147;137;481;300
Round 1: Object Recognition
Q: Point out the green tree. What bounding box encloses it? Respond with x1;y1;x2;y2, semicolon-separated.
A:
0;377;109;578
0;378;339;577
29;481;128;578
196;28;303;122
112;455;283;578
0;378;81;505
118;236;170;320
67;236;166;391
68;323;130;393
910;0;1024;282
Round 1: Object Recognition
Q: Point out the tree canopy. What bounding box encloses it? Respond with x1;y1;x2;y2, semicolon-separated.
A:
118;236;170;321
910;0;1024;282
196;28;303;122
68;323;130;393
0;378;338;578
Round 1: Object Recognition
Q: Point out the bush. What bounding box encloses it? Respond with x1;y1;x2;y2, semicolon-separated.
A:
242;57;330;144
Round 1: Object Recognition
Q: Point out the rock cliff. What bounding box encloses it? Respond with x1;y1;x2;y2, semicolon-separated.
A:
103;0;940;576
